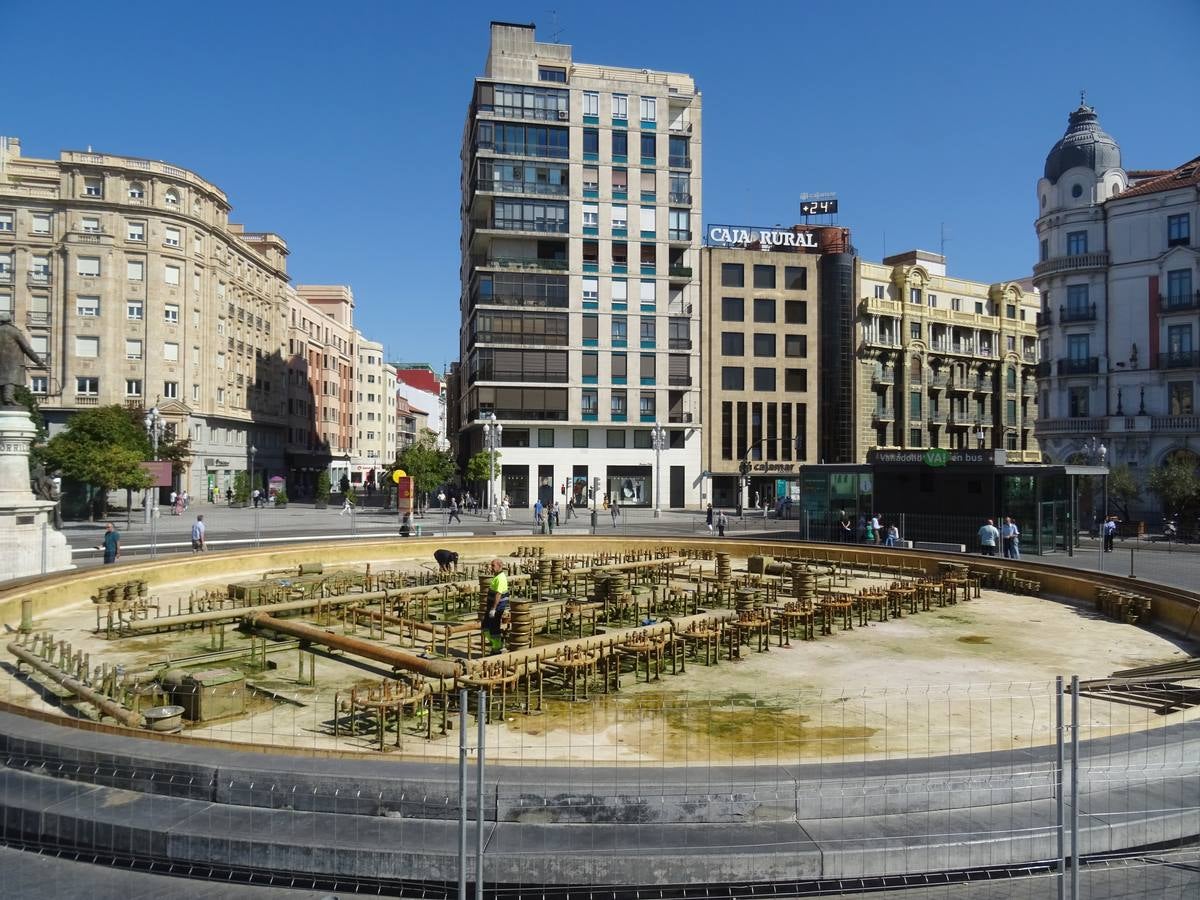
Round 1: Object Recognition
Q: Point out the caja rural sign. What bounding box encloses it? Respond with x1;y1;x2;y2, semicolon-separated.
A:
706;224;818;249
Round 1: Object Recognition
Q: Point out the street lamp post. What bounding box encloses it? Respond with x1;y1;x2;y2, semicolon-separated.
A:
482;415;502;523
650;423;666;518
142;408;161;526
249;445;260;547
975;426;986;450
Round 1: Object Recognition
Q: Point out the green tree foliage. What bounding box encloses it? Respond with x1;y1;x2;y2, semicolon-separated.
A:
40;405;153;518
232;470;250;503
315;472;331;503
1147;456;1200;524
1106;464;1142;521
396;428;456;507
464;449;501;485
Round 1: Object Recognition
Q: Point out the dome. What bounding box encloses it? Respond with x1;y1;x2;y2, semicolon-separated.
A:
1043;102;1121;184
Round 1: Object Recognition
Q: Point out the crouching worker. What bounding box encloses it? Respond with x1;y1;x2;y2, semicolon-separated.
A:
482;558;509;654
434;548;459;573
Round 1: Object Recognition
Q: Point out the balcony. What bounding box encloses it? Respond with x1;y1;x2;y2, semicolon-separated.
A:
667;411;693;424
1157;350;1200;369
929;373;949;390
668;337;692;350
1057;357;1100;375
1059;303;1096;324
1035;361;1051;378
669;191;692;204
1151;415;1200;431
26;311;51;327
668;229;692;243
668;155;691;169
471;178;568;198
872;370;894;387
872;410;895;425
668;265;693;279
32;353;50;369
1161;291;1200;313
1023;350;1038;363
948;377;972;394
668;374;692;386
1037;309;1051;327
74;395;99;406
974;377;994;394
1032;251;1110;279
475;256;568;272
1036;417;1106;435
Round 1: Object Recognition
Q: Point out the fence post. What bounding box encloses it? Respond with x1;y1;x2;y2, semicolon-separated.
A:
475;687;487;900
457;687;468;900
1070;674;1080;900
1055;675;1065;900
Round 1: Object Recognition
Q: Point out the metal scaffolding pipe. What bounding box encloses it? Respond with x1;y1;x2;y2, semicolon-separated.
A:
7;641;146;729
246;613;465;680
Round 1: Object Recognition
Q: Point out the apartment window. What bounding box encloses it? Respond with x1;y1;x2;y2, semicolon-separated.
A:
1168;213;1191;247
1167;269;1192;305
30;376;48;394
606;428;626;448
76;295;100;317
127;259;144;281
582;203;599;229
0;253;10;276
720;263;744;288
582;351;598;382
640;133;656;162
77;256;100;277
668;209;690;241
30;212;50;234
753;333;776;357
582;129;599;157
1040;238;1049;261
951;296;963;312
639;96;656;121
163;342;179;362
164;189;179;205
909;287;923;305
127;220;145;241
639;279;655;305
162;381;178;399
75;376;99;395
753;265;776;289
753;367;776;391
721;366;744;390
639;317;656;345
192;384;200;401
1168;381;1194;416
1006;304;1017;319
217;387;224;405
610;390;627;418
573;428;589;448
164;303;180;324
784;266;807;290
582;277;598;302
640;169;656;197
910;322;921;340
164;226;181;247
582;91;598;117
164;265;180;286
1067;334;1090;361
582;314;598;343
0;292;10;314
975;301;985;315
582;389;598;416
75;335;99;358
538;427;555;448
1066;231;1087;256
721;332;744;356
125;379;142;397
128;182;145;199
84;177;103;197
612;169;628;194
784;300;807;324
611;204;628;230
784;368;807;392
784;335;807;358
753;298;776;323
538;66;566;82
612;316;627;344
0;211;12;232
577;166;598;192
1066;283;1089;313
1067;386;1089;418
639;206;655;234
721;297;744;321
640;353;655;383
611;279;627;304
193;233;202;254
125;339;143;360
126;300;143;320
612;93;628;120
81;216;101;233
611;131;628;159
909;392;922;419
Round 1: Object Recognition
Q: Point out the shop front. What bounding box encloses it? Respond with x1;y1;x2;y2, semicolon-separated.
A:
605;465;652;508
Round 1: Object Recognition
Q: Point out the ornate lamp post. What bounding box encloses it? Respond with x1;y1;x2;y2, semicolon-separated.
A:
482;415;502;522
650;423;666;518
250;445;260;546
142;407;161;526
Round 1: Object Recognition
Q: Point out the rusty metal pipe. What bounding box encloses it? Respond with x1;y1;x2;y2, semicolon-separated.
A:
7;641;146;729
246;612;464;679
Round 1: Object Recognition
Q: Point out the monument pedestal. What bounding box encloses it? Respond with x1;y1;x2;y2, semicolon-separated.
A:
0;409;73;581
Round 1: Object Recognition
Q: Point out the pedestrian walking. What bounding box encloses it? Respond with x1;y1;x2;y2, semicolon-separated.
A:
339;494;353;517
225;487;233;506
191;515;207;553
717;510;728;537
252;488;261;508
552;501;560;526
169;490;178;513
978;518;1000;556
1102;515;1117;552
1001;517;1021;559
448;497;462;524
610;497;620;526
870;514;882;545
97;522;121;565
706;503;714;534
533;498;544;526
865;518;876;544
182;490;190;510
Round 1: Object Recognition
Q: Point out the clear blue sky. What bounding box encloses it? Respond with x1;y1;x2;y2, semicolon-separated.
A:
7;0;1198;367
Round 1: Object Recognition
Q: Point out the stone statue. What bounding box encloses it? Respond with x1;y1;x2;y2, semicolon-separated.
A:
0;312;43;406
31;462;62;530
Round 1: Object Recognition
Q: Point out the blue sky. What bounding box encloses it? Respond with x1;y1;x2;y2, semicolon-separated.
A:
6;0;1198;367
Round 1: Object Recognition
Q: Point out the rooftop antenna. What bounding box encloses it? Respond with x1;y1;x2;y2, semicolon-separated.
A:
1080;89;1087;106
547;9;564;42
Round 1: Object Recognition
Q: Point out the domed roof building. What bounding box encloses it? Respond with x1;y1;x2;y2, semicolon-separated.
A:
1043;102;1122;185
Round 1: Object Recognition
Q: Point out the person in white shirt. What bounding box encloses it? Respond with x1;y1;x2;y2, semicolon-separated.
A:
1001;517;1021;559
978;519;1000;556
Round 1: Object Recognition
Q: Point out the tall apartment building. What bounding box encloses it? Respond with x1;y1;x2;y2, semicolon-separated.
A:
699;227;839;508
854;251;1042;462
1034;101;1199;514
0;136;290;501
353;337;397;482
457;21;702;510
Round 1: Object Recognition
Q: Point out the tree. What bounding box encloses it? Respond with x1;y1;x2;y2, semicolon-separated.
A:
232;470;250;504
1106;464;1142;522
1147;456;1200;528
464;449;501;486
41;406;153;519
396;428;456;511
315;472;331;505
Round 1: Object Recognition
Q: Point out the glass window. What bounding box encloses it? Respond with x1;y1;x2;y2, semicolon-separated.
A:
538;66;566;82
640;133;656;161
612;131;627;158
753;298;776;322
753;265;776;289
582;92;598;117
753;333;776;357
784;335;807;358
582;314;598;341
721;366;744;390
81;216;101;233
612;94;628;119
582;129;599;155
125;379;142;397
721;263;744;287
640;317;656;344
785;266;807;290
164;265;180;285
582;166;599;191
582;203;598;228
31;213;50;234
1168;381;1194;415
1066;284;1089;313
1066;231;1087;255
164;303;180;323
639;96;656;121
75;335;99;358
164;226;181;246
163;382;178;399
611;205;627;229
611;169;628;193
1166;269;1192;304
784;300;806;324
640;391;656;418
606;429;626;448
1168;213;1191;247
127;300;143;319
125;339;143;360
910;392;922;418
610;390;627;417
76;295;100;317
538;428;555;447
0;212;12;232
581;389;598;415
84;177;103;197
611;316;628;344
1067;334;1090;359
721;332;744;356
640;353;655;381
721;297;744;321
75;376;99;394
573;428;589;447
753;367;776;391
611;353;627;380
77;256;100;277
784;368;807;391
